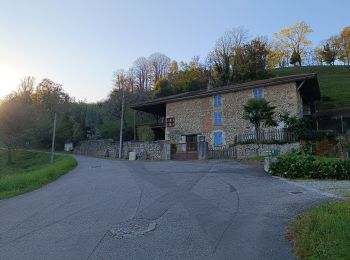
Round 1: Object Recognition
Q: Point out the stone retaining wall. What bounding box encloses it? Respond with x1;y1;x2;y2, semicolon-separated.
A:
235;142;300;159
74;140;170;160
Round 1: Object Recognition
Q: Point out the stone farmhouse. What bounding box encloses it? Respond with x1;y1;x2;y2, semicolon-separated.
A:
131;74;320;157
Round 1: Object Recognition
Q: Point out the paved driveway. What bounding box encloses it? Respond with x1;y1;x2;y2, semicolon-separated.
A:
0;156;329;260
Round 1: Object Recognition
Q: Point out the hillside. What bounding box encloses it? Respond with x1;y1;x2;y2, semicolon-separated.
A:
272;66;350;110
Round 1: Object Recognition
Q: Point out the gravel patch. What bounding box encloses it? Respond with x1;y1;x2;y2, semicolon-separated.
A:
292;180;350;198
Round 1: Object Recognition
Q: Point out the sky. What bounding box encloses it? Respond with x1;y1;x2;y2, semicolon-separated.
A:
0;0;349;102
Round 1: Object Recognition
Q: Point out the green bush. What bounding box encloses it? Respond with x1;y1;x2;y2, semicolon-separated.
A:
137;126;155;141
269;153;350;180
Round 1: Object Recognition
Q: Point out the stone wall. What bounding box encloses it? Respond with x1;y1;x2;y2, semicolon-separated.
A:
123;141;170;160
235;142;301;159
74;140;170;160
165;82;301;148
74;140;118;157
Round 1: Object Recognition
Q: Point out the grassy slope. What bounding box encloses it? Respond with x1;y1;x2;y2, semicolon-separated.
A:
272;66;350;109
287;202;350;259
0;150;77;199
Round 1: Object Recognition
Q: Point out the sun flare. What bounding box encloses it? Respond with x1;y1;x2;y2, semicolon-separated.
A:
0;62;22;98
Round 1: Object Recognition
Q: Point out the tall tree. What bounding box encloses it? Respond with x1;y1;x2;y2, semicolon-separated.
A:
131;57;151;91
0;97;32;163
338;26;350;65
33;79;69;162
274;21;313;66
313;46;324;65
148;53;171;85
267;41;290;68
17;76;35;104
322;42;337;65
234;37;270;81
207;27;248;86
153;78;174;98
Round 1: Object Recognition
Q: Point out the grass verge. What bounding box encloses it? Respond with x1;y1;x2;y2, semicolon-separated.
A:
0;150;77;199
286;202;350;259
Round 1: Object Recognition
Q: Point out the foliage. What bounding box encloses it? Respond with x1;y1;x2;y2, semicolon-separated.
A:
243;98;277;140
273;21;313;66
0;150;77;199
233;37;271;81
287;202;350;260
289;50;301;66
279;113;310;140
269;153;350;179
137;125;155;141
153;78;174;97
338;26;350;65
207;30;270;86
0;98;33;163
322;42;337;65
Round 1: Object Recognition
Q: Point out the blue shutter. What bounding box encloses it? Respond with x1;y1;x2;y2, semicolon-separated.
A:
253;88;263;99
214;95;221;107
214;112;222;125
214;132;222;146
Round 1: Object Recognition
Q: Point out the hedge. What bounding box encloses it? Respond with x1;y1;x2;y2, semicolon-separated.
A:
269;153;350;180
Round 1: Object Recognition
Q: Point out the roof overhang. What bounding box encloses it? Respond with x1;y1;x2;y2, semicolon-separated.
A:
130;73;321;115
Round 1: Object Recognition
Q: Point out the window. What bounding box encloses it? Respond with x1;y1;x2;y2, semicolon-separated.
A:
253;88;263;99
214;95;222;107
166;117;175;127
213;132;223;146
214;112;222;125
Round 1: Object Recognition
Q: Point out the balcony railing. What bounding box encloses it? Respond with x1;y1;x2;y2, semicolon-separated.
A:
235;129;297;144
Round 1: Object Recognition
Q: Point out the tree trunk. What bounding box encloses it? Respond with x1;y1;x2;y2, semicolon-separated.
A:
255;125;260;155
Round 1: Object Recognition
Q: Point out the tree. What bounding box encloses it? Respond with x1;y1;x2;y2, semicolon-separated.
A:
235;37;270;81
243;98;277;143
274;21;313;66
17;76;35;104
148;53;171;85
153;78;174;97
290;50;301;66
267;41;290;69
338;26;350;65
207;27;248;86
280;113;311;140
313;47;324;65
168;57;208;94
0;98;32;163
322;42;336;65
131;57;151;91
137;125;155;141
33;78;69;162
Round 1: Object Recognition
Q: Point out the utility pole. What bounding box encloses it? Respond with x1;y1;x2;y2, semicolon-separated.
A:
51;112;57;163
133;110;136;141
118;88;125;159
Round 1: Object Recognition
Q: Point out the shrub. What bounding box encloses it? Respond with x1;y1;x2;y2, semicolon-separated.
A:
269;153;350;180
137;126;155;141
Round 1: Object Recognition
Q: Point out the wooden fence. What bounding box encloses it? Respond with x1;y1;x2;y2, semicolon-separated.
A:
208;147;236;159
235;129;297;144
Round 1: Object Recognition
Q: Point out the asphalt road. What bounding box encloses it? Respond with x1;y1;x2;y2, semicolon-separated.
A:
0;156;328;260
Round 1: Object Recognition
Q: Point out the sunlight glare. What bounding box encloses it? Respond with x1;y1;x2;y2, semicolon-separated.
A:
0;62;22;99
